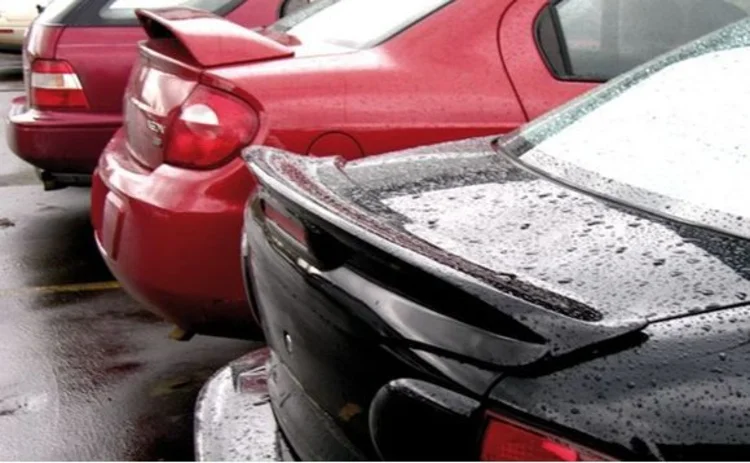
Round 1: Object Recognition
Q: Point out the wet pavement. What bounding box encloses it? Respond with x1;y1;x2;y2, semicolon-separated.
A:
0;58;257;460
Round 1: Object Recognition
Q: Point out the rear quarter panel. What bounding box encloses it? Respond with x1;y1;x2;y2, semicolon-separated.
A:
208;0;526;159
55;27;144;113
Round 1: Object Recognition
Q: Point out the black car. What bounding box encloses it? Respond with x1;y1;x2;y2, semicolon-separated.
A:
197;19;750;461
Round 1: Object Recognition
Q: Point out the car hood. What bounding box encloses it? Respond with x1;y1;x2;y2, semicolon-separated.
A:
246;136;750;358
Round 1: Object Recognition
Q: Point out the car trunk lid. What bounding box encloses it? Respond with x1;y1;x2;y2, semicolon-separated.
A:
124;42;201;169
246;138;750;365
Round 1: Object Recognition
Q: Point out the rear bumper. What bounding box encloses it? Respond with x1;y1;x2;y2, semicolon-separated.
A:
6;96;121;175
91;130;259;337
194;347;292;461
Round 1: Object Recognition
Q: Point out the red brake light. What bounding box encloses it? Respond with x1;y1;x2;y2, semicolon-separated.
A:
30;59;89;109
481;413;611;461
262;200;308;247
164;84;259;169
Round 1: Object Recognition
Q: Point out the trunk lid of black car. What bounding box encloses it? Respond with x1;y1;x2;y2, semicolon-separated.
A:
247;138;750;461
247;136;750;361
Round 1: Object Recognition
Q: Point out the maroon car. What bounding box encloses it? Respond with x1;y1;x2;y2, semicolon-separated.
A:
6;0;295;190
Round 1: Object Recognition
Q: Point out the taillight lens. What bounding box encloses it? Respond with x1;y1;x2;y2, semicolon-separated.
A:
30;59;89;109
164;84;259;169
261;199;308;247
480;413;611;461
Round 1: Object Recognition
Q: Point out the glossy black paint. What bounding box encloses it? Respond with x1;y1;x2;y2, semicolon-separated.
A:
244;132;750;459
370;379;481;461
246;209;503;459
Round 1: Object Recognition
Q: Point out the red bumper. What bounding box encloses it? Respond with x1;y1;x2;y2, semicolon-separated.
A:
6;96;122;174
91;130;259;338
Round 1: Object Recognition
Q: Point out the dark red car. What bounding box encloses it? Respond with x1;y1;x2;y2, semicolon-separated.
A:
6;0;292;190
91;0;749;338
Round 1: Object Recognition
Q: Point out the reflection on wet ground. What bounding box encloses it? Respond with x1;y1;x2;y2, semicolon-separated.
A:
0;70;255;460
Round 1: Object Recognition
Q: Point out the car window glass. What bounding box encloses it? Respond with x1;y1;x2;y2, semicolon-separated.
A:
539;0;750;80
502;19;750;239
271;0;452;49
99;0;238;20
36;0;79;23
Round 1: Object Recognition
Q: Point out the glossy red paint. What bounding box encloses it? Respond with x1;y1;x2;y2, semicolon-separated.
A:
137;8;294;67
92;131;257;338
92;0;598;336
498;0;597;120
6;0;283;184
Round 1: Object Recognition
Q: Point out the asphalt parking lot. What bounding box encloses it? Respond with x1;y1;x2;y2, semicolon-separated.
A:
0;57;257;460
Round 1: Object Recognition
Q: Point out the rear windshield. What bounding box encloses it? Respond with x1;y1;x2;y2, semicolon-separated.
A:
499;19;750;240
36;0;241;26
97;0;239;21
270;0;452;49
36;0;79;24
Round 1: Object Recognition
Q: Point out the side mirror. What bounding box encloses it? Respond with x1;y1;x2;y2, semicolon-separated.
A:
36;4;46;14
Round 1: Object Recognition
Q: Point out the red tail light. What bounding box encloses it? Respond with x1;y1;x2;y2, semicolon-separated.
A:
30;59;89;109
480;413;611;461
164;84;259;169
261;200;308;247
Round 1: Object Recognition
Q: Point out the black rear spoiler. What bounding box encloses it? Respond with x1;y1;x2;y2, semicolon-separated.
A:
245;146;649;369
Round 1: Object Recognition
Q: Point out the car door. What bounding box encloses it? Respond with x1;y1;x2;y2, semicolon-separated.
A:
500;0;750;120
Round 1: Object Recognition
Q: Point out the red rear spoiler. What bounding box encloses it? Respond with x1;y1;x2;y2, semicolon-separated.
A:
135;7;294;68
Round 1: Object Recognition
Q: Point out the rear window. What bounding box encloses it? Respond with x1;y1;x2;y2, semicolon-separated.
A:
270;0;452;49
36;0;79;24
97;0;240;21
501;19;750;241
36;0;242;26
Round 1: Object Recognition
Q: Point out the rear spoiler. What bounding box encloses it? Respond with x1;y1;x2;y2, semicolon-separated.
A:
246;146;648;369
135;7;294;68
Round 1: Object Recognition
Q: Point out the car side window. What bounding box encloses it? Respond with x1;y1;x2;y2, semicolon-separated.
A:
536;0;750;81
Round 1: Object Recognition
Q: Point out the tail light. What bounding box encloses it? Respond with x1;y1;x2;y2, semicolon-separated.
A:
30;59;88;109
255;195;351;271
480;413;611;461
164;84;259;169
261;199;308;247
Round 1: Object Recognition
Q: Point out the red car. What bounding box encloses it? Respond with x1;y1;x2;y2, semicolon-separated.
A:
91;0;749;338
6;0;294;190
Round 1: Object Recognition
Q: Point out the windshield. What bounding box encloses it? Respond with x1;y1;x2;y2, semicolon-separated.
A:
499;19;750;240
269;0;452;49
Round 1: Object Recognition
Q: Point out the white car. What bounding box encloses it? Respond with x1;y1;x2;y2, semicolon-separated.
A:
0;1;50;53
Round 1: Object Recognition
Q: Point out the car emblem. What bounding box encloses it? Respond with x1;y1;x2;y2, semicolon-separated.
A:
146;119;165;147
146;119;165;134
